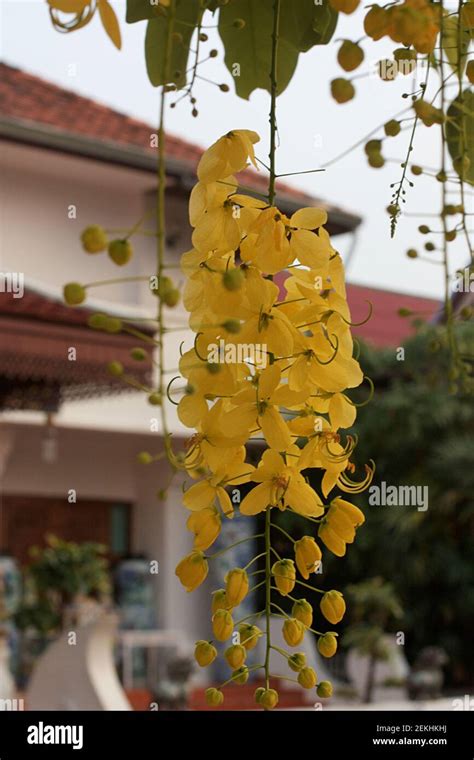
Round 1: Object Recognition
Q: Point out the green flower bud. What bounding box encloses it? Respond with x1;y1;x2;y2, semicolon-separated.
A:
317;680;333;698
108;239;133;266
288;652;306;672
107;361;124;377
63;283;86;306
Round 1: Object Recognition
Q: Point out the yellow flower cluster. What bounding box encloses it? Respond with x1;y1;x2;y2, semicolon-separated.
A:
364;0;440;54
174;129;372;708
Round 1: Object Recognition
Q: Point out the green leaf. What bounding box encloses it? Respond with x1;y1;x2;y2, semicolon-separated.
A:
145;0;201;88
446;88;474;185
280;0;338;52
218;0;297;99
126;0;156;24
218;0;336;100
442;14;471;75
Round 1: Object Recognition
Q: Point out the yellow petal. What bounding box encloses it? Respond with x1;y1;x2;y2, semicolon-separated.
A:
291;207;328;230
183;480;216;511
240;482;273;515
259;406;292;451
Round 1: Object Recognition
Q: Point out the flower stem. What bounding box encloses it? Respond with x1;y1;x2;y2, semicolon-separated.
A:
206;534;264;560
264;506;272;694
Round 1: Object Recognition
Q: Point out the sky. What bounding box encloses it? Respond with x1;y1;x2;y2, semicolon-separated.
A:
1;0;471;299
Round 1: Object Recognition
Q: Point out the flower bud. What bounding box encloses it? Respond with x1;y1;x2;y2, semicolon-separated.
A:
292;599;313;628
298;666;317;689
320;591;346;624
224;644;246;670
194;640;217;667
330;78;355;104
294;536;321;579
232;666;249;685
212;609;234;641
81;224;108;253
222;269;244;291
259;688;279;709
108;239;133;266
282;617;305;647
272;559;296;596
288;652;306;672
64;282;86;306
254;687;266;704
238;623;261;651
205;687;224;706
317;681;333;698
211;588;228;614
225;568;249;607
175;550;209;592
317;633;338;658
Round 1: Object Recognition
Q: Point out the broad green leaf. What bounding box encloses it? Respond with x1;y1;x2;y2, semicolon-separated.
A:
126;0;158;23
446;89;474;185
280;0;338;52
145;0;201;88
218;0;337;100
98;0;122;49
218;0;299;100
442;14;471;75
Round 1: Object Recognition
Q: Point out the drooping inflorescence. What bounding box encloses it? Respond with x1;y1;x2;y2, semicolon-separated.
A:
174;129;374;708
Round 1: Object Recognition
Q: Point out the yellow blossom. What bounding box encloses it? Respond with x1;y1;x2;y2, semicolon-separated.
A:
175;550;209;592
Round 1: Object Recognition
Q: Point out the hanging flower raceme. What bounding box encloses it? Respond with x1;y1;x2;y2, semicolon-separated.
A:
174;129;373;708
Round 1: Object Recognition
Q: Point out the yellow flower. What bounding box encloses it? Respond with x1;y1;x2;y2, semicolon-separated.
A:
175;550;208;592
212;609;234;641
240;449;324;518
194;640;217;667
282;618;306;647
205;687;224;706
288;652;306;672
317;633;338;658
197;129;260;183
183;458;254;518
225;568;249;607
319;498;365;556
272;559;296;596
294;536;322;579
238;276;296;356
225;364;307;451
241;206;329;275
238;623;261;650
320;590;346;624
186;506;221;551
298;666;317;689
292;599;313;628
224;644;247;669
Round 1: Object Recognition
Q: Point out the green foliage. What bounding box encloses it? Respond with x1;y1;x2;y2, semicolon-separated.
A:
442;14;471;76
128;0;337;93
219;0;337;99
274;326;474;686
26;534;111;605
145;0;202;88
446;89;474;184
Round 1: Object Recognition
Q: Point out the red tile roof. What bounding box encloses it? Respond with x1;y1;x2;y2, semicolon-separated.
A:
346;283;440;347
0;61;359;225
